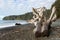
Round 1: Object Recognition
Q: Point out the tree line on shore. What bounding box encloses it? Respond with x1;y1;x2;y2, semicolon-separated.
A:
3;10;50;20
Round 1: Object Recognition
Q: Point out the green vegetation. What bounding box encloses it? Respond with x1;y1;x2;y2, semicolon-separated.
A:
3;10;51;20
52;0;60;18
3;12;33;20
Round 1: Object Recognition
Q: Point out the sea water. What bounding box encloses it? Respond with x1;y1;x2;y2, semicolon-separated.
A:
0;20;28;28
0;19;60;28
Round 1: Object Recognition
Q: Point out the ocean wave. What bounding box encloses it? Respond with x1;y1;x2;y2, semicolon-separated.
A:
0;20;28;28
0;23;15;28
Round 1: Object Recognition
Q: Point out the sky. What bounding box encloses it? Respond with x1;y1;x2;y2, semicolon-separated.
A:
0;0;56;20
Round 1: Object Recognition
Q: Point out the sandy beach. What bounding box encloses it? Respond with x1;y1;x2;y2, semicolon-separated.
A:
0;23;60;40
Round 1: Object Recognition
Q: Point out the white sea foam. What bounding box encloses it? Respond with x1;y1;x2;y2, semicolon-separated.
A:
0;23;15;28
0;20;28;28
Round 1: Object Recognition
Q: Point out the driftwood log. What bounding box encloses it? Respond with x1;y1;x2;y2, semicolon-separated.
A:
15;23;21;25
31;6;57;37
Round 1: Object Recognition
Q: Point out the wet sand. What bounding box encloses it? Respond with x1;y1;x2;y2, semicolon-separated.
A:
0;24;60;40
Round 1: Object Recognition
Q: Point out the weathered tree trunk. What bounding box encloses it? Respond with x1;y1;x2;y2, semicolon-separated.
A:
32;6;57;37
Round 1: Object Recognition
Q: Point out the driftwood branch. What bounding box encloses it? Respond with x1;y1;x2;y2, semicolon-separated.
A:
32;6;57;37
48;6;56;21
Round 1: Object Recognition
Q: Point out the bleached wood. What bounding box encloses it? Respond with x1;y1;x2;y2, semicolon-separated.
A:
48;6;56;21
32;6;57;37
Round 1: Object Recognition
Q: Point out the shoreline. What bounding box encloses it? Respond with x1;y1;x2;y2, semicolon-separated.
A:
0;23;60;40
0;23;33;31
0;20;29;29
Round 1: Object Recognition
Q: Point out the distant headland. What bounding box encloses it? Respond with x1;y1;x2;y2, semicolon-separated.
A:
3;10;51;20
3;12;33;20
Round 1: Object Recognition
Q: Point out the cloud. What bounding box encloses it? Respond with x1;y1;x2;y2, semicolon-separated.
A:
0;0;5;8
27;0;56;8
28;0;37;3
0;0;56;18
0;16;4;19
0;0;56;9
